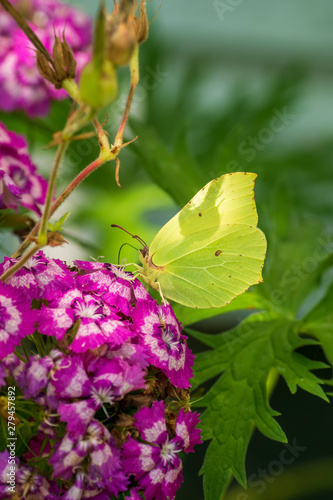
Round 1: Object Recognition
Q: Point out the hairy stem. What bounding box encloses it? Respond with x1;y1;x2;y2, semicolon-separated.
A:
114;44;139;148
12;155;111;258
38;142;68;246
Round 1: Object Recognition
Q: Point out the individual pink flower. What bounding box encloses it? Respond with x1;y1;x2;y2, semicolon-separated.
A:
132;301;195;388
0;251;74;301
0;123;47;214
38;286;135;353
122;401;202;500
0;282;36;359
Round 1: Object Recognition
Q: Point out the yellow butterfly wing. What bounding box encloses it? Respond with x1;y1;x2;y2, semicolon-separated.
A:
141;172;266;309
153;224;266;308
149;172;259;255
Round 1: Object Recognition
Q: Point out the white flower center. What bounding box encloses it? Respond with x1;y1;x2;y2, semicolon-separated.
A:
25;256;42;270
90;386;115;407
161;329;180;351
111;262;134;281
74;301;102;319
160;440;182;465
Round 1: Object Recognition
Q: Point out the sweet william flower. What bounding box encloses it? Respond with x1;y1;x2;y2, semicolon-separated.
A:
132;300;195;388
0;251;74;301
0;123;47;214
74;260;152;317
122;400;202;500
49;419;128;497
51;352;146;435
38;286;134;352
0;450;19;499
0;450;59;500
0;282;36;359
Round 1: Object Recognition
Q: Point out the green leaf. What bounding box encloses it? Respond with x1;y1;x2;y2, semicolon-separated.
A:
130;120;207;206
47;212;70;232
193;318;327;500
174;289;268;327
302;282;333;367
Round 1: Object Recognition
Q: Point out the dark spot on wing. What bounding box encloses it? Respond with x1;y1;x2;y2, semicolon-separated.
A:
215;250;222;256
199;212;202;217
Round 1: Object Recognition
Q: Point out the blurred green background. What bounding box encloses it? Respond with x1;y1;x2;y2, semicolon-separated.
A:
1;1;333;499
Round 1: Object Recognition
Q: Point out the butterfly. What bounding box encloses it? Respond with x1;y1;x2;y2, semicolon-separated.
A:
113;172;267;308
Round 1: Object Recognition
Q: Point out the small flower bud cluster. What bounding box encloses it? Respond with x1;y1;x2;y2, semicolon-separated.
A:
0;0;92;116
107;0;149;66
0;253;202;499
37;34;76;89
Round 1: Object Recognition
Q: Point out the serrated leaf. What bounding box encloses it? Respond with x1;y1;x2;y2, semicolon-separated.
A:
302;282;333;367
193;318;327;500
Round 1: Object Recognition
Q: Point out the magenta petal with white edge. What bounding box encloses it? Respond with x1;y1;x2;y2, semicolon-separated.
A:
58;400;96;436
0;252;75;301
132;301;195;388
122;401;201;500
93;357;147;398
175;408;203;453
134;401;168;444
89;441;128;496
0;282;36;359
75;260;152;317
0;124;47;213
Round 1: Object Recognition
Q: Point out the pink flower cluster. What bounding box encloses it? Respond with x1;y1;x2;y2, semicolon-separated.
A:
0;0;92;116
0;253;202;499
0;123;47;214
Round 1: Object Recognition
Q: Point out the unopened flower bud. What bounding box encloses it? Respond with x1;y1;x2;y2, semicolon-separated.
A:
36;34;77;89
106;20;137;66
61;38;77;79
134;0;149;44
79;60;118;109
53;34;77;85
36;51;57;85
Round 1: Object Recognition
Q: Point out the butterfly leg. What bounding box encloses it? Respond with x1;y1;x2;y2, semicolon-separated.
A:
156;281;169;307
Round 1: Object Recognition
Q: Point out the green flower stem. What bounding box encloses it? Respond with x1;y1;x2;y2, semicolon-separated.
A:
62;78;83;105
45;152;114;216
93;118;111;153
37;141;68;246
114;44;139;149
1;244;42;283
12;154;114;259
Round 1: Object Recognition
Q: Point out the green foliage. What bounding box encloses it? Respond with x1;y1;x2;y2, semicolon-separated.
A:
127;61;333;499
47;212;70;232
1;24;333;500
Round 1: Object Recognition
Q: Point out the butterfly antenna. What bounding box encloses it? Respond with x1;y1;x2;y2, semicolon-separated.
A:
111;224;147;248
117;242;138;265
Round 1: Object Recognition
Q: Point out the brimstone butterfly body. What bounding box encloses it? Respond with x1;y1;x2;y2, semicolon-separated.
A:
120;172;266;308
